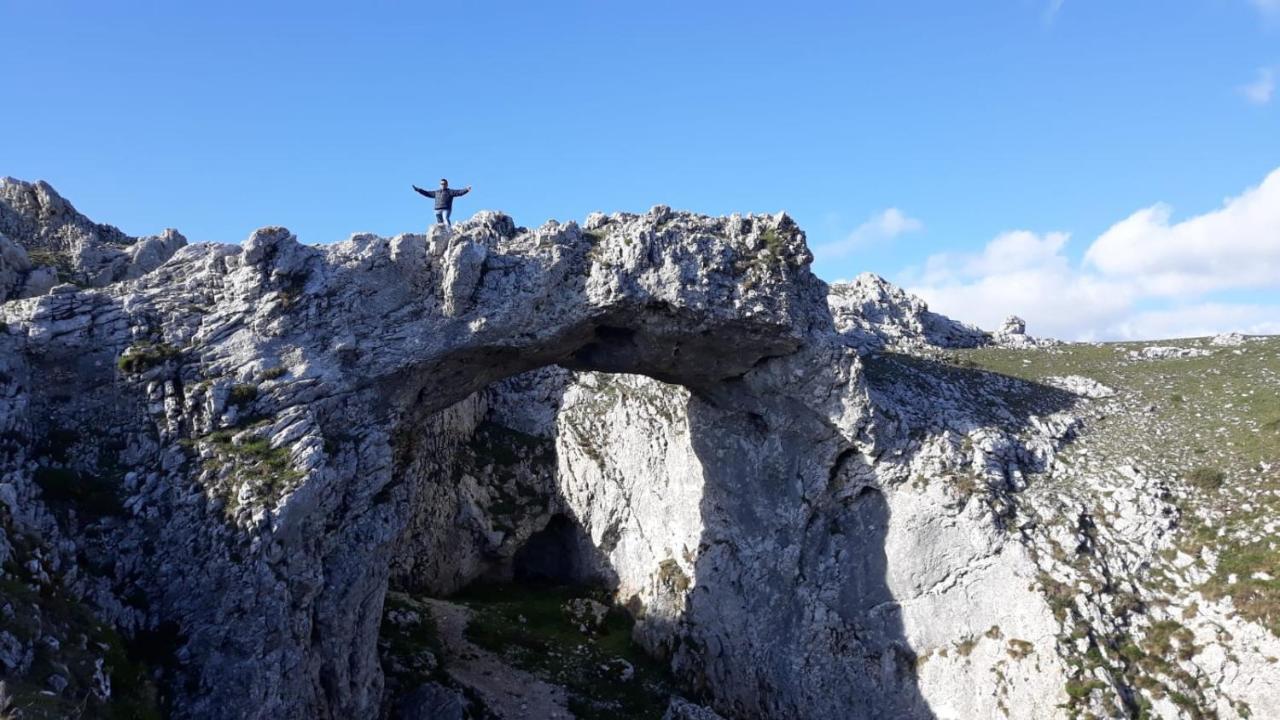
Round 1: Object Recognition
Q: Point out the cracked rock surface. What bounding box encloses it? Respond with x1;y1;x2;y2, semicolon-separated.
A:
0;182;1276;720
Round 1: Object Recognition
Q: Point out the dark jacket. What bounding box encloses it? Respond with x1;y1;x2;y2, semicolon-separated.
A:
414;185;469;211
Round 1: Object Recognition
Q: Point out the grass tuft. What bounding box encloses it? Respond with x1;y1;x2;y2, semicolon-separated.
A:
116;342;180;374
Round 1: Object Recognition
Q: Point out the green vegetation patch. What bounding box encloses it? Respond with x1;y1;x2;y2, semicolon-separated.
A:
192;426;304;519
1185;466;1225;491
227;383;259;408
456;583;677;720
25;250;79;285
952;337;1280;639
379;592;449;691
466;421;550;469
117;341;181;374
259;366;287;382
451;421;555;529
1206;539;1280;635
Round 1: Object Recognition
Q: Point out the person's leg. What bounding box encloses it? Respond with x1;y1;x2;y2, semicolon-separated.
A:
435;210;445;226
442;209;452;228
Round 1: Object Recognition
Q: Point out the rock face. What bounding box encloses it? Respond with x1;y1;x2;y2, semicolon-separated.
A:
0;183;1276;720
0;200;868;718
827;272;990;352
0;177;186;296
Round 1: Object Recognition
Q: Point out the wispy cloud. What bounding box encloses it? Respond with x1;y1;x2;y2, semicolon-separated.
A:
1251;0;1280;17
1240;67;1275;105
1043;0;1066;25
900;166;1280;340
816;208;922;260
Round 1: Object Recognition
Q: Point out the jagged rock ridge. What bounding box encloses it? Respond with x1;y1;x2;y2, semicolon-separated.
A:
0;178;186;299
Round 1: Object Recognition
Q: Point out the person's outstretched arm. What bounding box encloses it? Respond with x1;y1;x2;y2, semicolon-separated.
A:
412;185;436;198
453;186;471;197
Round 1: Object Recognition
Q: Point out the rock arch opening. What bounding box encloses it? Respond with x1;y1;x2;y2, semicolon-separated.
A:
371;343;933;719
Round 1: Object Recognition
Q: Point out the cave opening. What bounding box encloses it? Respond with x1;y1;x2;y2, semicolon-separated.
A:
377;368;692;719
510;513;591;585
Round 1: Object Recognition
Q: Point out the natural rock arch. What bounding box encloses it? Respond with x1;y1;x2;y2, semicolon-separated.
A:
4;207;925;718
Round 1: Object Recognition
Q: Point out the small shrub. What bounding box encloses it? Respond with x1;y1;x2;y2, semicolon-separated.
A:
760;228;784;258
1118;642;1144;662
1064;678;1107;700
228;383;258;408
657;559;691;593
259;366;287;382
1186;466;1225;491
117;342;180;374
1007;639;1036;660
277;271;309;307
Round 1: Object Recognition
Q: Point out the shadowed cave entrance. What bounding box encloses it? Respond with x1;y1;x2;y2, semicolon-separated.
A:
378;368;687;719
511;513;589;585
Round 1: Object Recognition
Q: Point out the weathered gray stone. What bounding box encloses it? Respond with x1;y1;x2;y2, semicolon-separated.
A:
1;180;1276;720
828;272;990;353
0;177;186;293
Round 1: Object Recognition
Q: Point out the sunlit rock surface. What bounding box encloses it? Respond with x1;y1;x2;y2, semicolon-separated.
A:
0;182;1276;720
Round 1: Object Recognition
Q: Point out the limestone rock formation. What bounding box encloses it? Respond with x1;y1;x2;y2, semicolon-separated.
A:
827;272;990;353
1130;345;1213;360
0;177;186;295
993;313;1058;348
0;182;1276;720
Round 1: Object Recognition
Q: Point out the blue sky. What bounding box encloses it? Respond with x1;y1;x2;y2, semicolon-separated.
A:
2;1;1277;339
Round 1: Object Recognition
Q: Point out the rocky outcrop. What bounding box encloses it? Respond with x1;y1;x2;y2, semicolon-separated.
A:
992;314;1058;348
0;232;56;301
0;202;869;718
0;177;186;294
1;182;1275;720
1130;345;1213;360
827;272;990;353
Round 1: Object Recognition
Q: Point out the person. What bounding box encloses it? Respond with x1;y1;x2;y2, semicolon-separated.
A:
412;178;472;229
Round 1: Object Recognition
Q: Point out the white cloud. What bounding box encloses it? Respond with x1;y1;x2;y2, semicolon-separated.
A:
903;232;1135;341
1239;67;1275;105
1109;302;1280;340
916;230;1071;283
1084;167;1280;295
900;166;1280;341
816;208;922;259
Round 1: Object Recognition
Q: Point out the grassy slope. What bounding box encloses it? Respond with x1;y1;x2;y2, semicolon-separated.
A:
948;336;1280;636
455;584;676;720
379;583;680;719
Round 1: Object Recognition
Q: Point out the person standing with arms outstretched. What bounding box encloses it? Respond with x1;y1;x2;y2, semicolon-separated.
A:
412;178;471;229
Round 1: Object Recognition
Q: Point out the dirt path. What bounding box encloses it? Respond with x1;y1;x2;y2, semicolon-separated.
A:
423;598;573;719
